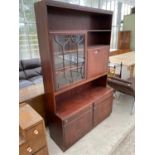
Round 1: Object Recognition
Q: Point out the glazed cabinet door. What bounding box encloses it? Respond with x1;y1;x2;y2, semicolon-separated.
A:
50;33;86;91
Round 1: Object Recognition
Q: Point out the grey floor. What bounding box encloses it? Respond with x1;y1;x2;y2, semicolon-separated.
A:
45;66;135;155
111;128;135;155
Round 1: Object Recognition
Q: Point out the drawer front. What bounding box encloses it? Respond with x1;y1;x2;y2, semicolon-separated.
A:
25;123;47;153
63;108;93;149
19;142;33;155
93;95;113;126
87;46;109;78
34;147;48;155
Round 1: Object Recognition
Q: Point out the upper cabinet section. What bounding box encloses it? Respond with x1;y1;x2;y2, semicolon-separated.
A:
50;32;86;91
35;0;113;93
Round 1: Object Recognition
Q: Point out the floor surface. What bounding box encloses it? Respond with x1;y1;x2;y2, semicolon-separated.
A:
111;128;135;155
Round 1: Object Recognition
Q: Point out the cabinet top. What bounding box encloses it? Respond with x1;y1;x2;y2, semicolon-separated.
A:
42;0;113;15
19;103;43;130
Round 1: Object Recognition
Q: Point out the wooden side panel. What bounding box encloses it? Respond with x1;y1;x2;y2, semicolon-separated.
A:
49;115;64;150
87;46;109;78
34;1;56;116
24;95;47;123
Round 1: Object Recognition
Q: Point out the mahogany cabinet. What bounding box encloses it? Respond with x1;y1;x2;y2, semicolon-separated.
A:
35;0;113;151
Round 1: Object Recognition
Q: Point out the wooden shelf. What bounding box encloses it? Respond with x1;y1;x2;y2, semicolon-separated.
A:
49;30;86;34
54;48;84;56
87;30;111;32
55;65;84;74
49;30;111;34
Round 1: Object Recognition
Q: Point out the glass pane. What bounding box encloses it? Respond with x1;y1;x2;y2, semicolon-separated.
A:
19;0;24;23
101;0;107;10
23;0;37;23
92;0;99;8
27;24;39;58
80;0;91;7
51;34;85;90
19;23;31;59
68;0;80;4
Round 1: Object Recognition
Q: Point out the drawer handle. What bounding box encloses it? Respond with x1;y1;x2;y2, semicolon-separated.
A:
94;50;99;54
27;147;32;153
34;129;39;135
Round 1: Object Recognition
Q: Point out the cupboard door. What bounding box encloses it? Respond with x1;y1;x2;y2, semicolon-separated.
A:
93;93;113;126
51;33;86;91
87;46;109;78
63;107;93;149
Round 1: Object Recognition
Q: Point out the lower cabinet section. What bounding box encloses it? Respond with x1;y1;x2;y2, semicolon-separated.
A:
49;87;113;151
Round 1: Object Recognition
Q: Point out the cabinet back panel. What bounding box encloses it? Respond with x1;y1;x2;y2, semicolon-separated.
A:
55;76;107;105
87;32;111;46
47;6;112;31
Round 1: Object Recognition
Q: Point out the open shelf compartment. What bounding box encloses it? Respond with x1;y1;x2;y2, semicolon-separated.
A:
55;76;109;119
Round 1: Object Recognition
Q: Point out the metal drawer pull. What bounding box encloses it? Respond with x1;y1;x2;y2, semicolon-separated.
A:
27;147;32;153
34;129;39;135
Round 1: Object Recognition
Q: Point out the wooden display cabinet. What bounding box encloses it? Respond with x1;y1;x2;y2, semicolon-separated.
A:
35;0;113;151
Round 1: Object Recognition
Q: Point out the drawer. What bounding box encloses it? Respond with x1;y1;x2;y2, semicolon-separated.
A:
63;107;93;149
93;94;113;126
19;142;33;155
25;122;47;153
34;147;48;155
87;46;109;78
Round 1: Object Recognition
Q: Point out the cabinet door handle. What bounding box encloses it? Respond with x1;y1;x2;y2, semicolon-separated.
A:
33;129;39;135
27;147;32;153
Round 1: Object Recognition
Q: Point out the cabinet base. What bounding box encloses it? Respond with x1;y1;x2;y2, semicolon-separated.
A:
49;88;113;151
